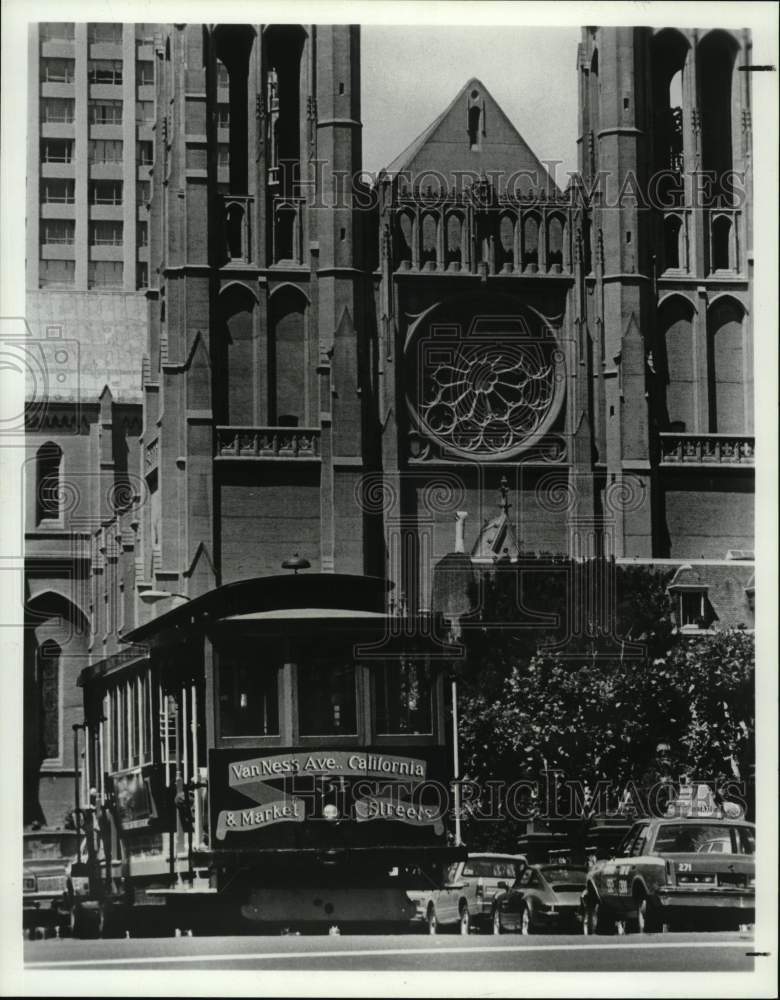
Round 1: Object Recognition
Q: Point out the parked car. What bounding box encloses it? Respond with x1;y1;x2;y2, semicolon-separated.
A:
581;816;755;934
23;828;78;935
491;863;587;934
409;853;526;934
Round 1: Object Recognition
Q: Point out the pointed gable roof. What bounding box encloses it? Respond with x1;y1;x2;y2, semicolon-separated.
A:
382;77;561;196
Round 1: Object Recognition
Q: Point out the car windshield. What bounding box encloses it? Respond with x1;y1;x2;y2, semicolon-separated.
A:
652;824;754;855
23;833;78;860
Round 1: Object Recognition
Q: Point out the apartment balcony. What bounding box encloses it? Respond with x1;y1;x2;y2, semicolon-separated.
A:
659;433;754;467
215;426;321;461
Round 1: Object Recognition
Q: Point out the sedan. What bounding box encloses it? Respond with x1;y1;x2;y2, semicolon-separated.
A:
491;864;587;934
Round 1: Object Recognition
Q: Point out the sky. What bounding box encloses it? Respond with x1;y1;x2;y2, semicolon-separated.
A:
360;26;581;181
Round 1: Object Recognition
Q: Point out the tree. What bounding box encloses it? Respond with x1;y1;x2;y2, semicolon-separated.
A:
456;557;755;847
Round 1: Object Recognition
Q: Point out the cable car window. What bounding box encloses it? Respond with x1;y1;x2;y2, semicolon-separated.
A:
375;658;433;735
219;653;280;737
298;660;357;736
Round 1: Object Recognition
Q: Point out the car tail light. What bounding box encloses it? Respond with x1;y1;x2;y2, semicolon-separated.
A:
23;875;36;893
677;873;716;885
748;875;756;888
476;882;484;899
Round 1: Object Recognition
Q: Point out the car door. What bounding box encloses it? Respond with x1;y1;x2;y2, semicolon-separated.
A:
596;823;644;914
435;861;463;925
484;858;520;911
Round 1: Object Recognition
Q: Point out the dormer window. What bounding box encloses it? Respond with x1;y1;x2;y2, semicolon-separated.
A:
670;584;716;632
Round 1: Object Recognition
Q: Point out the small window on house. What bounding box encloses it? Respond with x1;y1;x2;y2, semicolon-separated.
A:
136;261;149;290
36;442;63;523
136;180;151;206
39;639;61;760
137;220;148;246
677;590;707;628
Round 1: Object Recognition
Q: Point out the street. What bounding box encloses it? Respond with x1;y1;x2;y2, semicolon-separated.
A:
24;931;759;972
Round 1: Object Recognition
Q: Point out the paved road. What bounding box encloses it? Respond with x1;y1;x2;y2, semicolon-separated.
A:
24;931;760;972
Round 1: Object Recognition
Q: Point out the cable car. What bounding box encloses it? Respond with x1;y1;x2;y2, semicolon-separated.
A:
73;573;465;935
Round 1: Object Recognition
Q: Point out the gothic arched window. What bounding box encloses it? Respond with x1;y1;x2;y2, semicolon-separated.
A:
36;441;62;524
39;638;61;760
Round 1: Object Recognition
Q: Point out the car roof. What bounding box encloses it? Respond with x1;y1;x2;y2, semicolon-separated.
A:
651;817;754;827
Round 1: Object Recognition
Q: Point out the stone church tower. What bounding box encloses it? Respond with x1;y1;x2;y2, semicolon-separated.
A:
577;27;753;560
141;23;376;602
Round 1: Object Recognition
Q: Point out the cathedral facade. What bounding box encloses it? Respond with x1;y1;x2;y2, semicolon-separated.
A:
23;23;754;824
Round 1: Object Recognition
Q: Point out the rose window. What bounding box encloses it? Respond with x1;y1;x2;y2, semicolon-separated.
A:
410;319;564;459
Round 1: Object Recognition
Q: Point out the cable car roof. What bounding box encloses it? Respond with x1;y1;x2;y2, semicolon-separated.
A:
121;573;392;645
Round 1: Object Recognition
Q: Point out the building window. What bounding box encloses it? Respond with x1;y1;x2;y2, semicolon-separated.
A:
41;97;74;123
89;138;123;163
40;22;75;42
216;60;229;89
664;214;683;270
218;651;280;737
90;220;123;245
90;179;123;204
217;104;231;128
88;23;123;44
137;140;154;166
468;104;481;150
42;220;75;245
136;180;150;206
88;59;123;85
89;99;123;125
375;659;433;735
41;58;75;83
137;220;148;247
298;660;357;737
88;260;123;289
712;216;732;271
136;100;154;123
42;178;75;204
42;139;74;163
676;589;709;628
217;144;230;168
136;262;149;289
39;639;61;760
136;61;154;86
39;259;75;287
36;442;63;521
